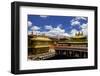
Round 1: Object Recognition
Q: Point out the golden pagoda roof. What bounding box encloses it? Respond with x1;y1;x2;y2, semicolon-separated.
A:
72;31;87;39
71;36;86;39
32;45;50;48
31;36;52;41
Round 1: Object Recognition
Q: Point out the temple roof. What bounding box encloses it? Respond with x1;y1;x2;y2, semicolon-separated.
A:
31;45;50;48
71;36;87;39
31;36;52;41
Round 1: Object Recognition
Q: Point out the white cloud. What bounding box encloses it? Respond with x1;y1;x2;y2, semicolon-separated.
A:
70;29;79;36
48;25;65;34
31;26;40;31
32;31;41;35
70;23;88;37
29;24;70;38
44;24;70;38
75;17;87;21
70;16;88;36
28;21;41;35
80;23;88;36
28;21;41;31
81;28;88;36
70;23;88;36
71;20;80;26
81;23;87;29
63;33;70;37
72;17;87;21
28;21;32;27
70;16;87;26
45;25;53;30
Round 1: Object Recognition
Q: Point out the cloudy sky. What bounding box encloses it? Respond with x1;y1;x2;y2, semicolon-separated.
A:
28;15;88;38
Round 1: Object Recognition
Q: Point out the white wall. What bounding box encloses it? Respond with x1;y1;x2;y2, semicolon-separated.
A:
0;0;99;76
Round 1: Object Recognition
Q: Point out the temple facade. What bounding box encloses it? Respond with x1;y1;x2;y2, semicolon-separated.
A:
54;32;88;58
28;32;88;60
28;35;56;60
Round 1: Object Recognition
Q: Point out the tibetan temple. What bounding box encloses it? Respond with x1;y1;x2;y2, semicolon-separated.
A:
28;32;88;60
28;35;56;60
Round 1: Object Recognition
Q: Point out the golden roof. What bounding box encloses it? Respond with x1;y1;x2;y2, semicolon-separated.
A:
72;31;87;38
30;45;50;48
71;36;86;39
28;45;51;48
31;36;52;41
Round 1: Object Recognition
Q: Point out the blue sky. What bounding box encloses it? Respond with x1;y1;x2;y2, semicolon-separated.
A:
28;15;88;37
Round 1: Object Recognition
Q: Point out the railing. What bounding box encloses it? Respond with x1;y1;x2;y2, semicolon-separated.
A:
54;46;87;52
28;52;56;60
